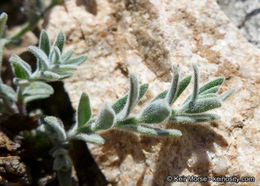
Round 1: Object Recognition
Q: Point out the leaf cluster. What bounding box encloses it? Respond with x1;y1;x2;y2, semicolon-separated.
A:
0;22;87;115
40;64;234;146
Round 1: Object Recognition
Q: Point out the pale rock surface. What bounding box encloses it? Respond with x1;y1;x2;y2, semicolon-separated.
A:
45;0;260;185
218;0;260;48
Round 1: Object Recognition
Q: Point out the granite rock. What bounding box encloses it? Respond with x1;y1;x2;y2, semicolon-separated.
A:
45;0;260;185
218;0;260;48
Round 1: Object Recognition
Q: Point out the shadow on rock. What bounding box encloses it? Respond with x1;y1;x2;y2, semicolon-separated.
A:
150;122;228;186
97;122;227;186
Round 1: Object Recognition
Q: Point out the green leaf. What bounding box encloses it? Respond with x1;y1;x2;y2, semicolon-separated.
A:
137;99;171;124
39;30;50;56
180;97;222;113
64;55;87;65
40;116;67;142
169;113;220;123
117;75;139;120
28;46;49;69
57;64;78;71
151;75;191;103
112;83;148;114
0;83;16;101
174;75;192;101
60;50;74;63
166;65;179;105
191;64;199;104
199;77;224;94
138;83;149;101
77;92;92;127
119;124;182;137
91;103;116;131
198;93;217;99
9;55;32;79
112;95;127;114
151;90;167;102
42;71;62;80
73;133;105;144
200;86;219;95
0;12;7;38
219;89;235;101
50;46;61;64
183;76;224;105
53;31;65;53
22;81;54;103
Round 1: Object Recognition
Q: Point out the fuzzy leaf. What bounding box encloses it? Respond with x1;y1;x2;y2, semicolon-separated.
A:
138;99;171;124
9;55;32;79
40;116;66;142
39;30;50;56
200;86;219;95
57;64;78;71
53;31;65;52
22;81;54;103
77;92;91;127
119;124;182;137
169;113;220;123
112;95;127;114
198;93;217;99
219;89;235;101
191;64;199;104
0;13;7;38
151;90;167;102
166;65;179;105
50;46;61;64
91;103;116;131
60;50;74;63
112;83;148;114
42;71;62;80
64;55;87;65
0;83;16;101
117;75;139;120
199;77;224;94
74;133;105;144
151;75;191;103
28;46;49;69
138;83;149;101
173;75;192;102
180;97;222;113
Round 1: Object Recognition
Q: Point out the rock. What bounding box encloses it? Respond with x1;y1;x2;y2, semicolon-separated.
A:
45;0;260;185
218;0;260;48
0;132;31;185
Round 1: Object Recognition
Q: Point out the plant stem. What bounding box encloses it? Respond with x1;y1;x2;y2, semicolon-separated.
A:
0;39;8;83
16;86;27;115
9;23;35;41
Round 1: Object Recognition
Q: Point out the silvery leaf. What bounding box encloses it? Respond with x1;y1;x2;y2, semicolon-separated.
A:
39;30;50;56
137;99;171;124
77;92;92;127
9;55;32;79
91;103;116;131
119;124;182;137
73;133;105;145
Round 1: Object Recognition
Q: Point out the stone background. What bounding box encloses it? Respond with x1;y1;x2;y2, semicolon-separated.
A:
45;0;260;185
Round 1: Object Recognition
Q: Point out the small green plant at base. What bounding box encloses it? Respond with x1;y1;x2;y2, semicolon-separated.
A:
0;13;87;115
39;64;234;185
